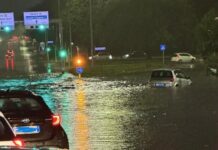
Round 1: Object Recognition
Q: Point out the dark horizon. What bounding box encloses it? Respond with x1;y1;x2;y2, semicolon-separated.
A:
0;0;58;20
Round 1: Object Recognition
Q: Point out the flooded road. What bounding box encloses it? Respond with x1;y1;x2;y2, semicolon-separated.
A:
0;64;218;150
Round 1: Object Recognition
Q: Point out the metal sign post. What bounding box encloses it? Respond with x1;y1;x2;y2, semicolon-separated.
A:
160;44;166;65
76;67;84;78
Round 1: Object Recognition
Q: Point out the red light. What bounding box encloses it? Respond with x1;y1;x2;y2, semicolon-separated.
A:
13;138;24;147
52;115;61;126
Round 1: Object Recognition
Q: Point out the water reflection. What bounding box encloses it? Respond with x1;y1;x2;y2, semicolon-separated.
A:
74;78;90;150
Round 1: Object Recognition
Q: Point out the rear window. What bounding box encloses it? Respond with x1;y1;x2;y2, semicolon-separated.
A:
0;117;14;141
0;98;44;113
180;53;190;56
151;70;173;78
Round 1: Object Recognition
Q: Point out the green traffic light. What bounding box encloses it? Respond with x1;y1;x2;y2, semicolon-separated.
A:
59;50;67;58
47;64;52;73
4;26;11;32
39;25;46;31
46;47;51;52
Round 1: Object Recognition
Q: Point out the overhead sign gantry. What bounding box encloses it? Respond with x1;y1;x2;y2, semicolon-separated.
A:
0;12;15;32
23;11;49;30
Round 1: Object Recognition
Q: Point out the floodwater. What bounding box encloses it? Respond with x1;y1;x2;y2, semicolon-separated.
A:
0;64;218;150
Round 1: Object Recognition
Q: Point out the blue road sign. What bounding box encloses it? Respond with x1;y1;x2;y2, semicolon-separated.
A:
0;12;15;31
95;47;106;51
76;67;84;74
160;44;166;52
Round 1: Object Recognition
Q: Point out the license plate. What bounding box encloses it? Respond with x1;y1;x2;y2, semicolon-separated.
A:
13;126;40;135
155;83;165;87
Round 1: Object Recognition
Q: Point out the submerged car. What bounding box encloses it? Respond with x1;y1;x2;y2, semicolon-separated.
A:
171;53;196;63
0;90;69;149
148;68;192;88
0;111;24;148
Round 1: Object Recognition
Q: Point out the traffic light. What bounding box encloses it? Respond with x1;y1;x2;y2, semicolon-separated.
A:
38;25;46;31
47;63;52;74
1;26;11;32
73;56;86;67
46;47;51;52
59;49;67;59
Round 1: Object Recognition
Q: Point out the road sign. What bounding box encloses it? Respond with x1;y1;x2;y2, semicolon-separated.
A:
24;11;49;29
160;44;166;52
95;47;106;51
47;41;54;44
76;67;84;74
0;12;15;31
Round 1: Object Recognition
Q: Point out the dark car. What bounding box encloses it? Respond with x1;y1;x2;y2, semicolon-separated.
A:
0;90;69;149
207;63;218;76
0;111;24;148
122;51;151;59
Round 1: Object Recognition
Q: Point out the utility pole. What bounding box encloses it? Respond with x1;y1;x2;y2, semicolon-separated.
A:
58;0;63;49
89;0;94;66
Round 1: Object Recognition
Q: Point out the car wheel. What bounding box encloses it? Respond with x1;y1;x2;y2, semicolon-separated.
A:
53;127;69;149
175;84;179;87
178;59;182;63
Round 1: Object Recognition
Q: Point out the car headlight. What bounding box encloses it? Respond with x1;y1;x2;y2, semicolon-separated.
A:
109;55;113;59
88;56;92;60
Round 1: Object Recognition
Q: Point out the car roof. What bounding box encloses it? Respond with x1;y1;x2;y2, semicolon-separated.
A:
176;52;191;55
152;68;178;71
0;90;37;97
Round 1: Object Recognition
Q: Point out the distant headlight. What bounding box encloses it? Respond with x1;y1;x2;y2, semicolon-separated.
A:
123;54;129;59
109;55;113;60
89;56;92;60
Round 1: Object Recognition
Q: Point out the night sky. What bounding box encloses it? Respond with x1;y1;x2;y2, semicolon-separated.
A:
0;0;57;19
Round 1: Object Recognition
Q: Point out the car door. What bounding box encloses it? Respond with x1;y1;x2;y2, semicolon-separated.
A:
175;70;187;86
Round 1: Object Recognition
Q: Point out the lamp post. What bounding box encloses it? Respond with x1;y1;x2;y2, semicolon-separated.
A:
89;0;94;66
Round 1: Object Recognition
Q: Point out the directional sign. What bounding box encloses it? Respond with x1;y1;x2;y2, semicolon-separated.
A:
76;67;84;74
0;12;15;31
95;47;106;51
24;11;49;29
160;44;166;52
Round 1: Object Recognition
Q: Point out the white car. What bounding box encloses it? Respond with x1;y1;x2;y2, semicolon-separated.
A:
0;112;24;148
148;69;192;88
171;53;196;63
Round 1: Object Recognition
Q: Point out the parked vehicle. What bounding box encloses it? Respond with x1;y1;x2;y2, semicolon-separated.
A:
0;111;24;148
207;63;218;76
0;90;69;149
171;53;196;63
89;52;113;60
148;68;192;88
122;51;151;59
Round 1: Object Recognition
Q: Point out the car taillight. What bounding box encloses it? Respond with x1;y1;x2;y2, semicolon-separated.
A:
52;114;61;126
13;138;24;147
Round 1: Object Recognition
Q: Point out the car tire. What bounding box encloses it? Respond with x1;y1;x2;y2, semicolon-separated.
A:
178;59;182;63
52;127;69;149
191;59;195;63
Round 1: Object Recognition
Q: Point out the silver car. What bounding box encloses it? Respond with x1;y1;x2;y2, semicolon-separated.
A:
148;69;192;88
